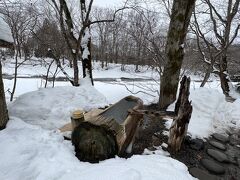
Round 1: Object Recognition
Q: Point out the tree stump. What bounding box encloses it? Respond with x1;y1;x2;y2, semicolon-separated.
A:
71;96;143;162
168;76;192;152
72;122;118;163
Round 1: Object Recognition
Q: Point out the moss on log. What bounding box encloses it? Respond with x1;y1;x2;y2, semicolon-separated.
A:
72;122;118;163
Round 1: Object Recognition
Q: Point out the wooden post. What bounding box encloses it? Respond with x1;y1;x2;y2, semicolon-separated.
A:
71;110;85;130
168;76;192;152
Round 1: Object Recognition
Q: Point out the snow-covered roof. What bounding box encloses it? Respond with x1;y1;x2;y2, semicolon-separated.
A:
0;16;14;45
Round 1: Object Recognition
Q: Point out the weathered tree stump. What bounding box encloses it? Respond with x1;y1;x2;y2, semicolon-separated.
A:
72;122;118;163
168;76;192;152
70;96;143;162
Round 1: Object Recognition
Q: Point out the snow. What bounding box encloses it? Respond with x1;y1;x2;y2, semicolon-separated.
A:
8;80;108;129
3;59;240;138
2;57;159;80
143;146;170;156
166;87;240;139
0;16;14;43
0;119;195;180
82;48;90;59
81;27;91;59
1;58;240;179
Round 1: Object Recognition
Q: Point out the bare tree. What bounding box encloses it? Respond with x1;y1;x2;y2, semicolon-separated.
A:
192;0;240;97
159;0;196;110
50;0;130;85
0;0;39;101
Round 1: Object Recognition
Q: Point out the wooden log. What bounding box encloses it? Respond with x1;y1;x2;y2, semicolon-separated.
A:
71;110;85;129
72;122;118;163
70;96;143;162
168;76;193;152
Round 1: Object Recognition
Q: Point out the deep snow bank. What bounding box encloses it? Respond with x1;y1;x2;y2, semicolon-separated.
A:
0;119;195;180
167;88;240;139
8;81;108;129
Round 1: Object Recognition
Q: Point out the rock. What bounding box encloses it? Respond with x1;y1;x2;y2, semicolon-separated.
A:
225;145;238;159
147;146;157;151
185;135;192;145
237;84;240;93
201;159;225;175
225;145;240;165
190;138;204;150
229;134;240;146
209;141;227;151
207;149;229;163
189;168;218;180
212;133;229;143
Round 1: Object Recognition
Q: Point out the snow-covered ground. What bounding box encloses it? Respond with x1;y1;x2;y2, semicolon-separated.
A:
8;78;107;130
0;119;194;180
1;58;240;180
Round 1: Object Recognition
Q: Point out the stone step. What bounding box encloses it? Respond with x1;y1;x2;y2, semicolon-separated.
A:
207;149;229;163
209;141;227;151
212;133;229;143
189;168;218;180
201;159;225;175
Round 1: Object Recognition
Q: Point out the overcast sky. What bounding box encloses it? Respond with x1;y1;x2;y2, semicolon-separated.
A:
93;0;125;7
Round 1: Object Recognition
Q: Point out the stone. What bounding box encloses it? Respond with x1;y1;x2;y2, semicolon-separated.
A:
237;84;240;93
201;159;225;175
185;135;192;144
209;141;227;151
225;146;239;165
212;133;229;143
229;134;240;146
190;138;204;150
207;149;229;163
225;145;238;159
189;168;218;180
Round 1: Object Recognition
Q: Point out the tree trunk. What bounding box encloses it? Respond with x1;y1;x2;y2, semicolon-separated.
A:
200;66;212;87
69;96;143;162
81;28;94;85
159;0;196;110
169;76;192;152
73;54;79;86
219;54;230;96
44;60;54;88
80;0;94;85
0;61;9;130
10;52;18;101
